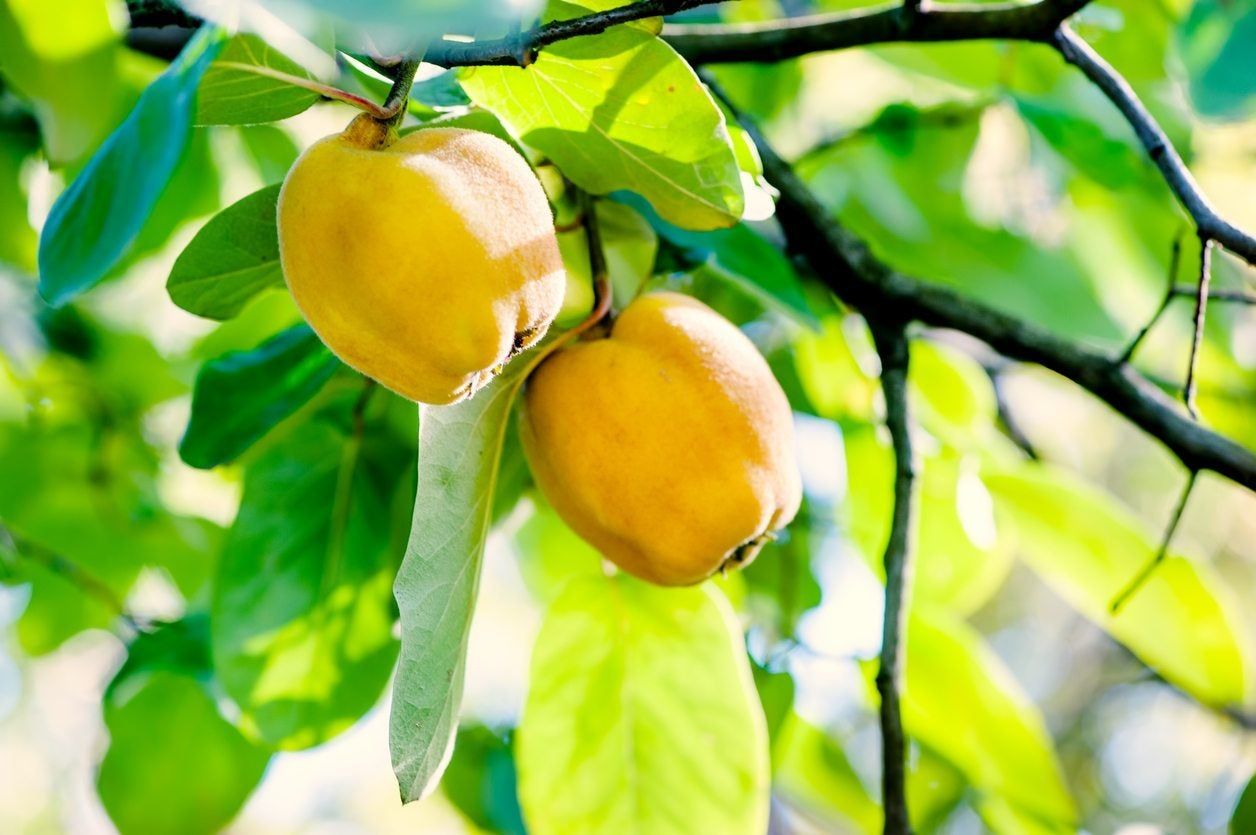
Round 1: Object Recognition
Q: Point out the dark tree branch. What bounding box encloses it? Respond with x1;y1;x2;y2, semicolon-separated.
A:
1109;470;1197;614
663;0;1092;64
869;319;917;835
1183;237;1214;418
426;0;714;67
1051;28;1256;266
701;78;1256;493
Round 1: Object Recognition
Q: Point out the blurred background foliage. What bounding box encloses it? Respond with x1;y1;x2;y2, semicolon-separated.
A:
0;0;1254;832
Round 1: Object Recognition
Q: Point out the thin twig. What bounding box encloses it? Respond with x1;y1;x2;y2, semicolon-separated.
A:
427;0;712;67
1109;470;1198;613
868;318;918;835
0;523;144;633
1172;287;1256;305
987;363;1040;460
1119;234;1184;365
1183;237;1213;418
1052;28;1256;266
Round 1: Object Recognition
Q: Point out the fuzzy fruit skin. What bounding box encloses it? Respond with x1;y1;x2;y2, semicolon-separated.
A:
521;292;802;586
278;117;564;405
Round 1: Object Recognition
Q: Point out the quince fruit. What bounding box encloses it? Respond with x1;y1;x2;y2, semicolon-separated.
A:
278;115;564;404
521;292;801;586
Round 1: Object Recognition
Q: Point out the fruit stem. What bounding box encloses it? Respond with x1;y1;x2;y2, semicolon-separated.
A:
577;189;614;332
376;55;425;131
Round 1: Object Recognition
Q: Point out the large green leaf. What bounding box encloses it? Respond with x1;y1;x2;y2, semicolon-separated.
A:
461;1;743;230
987;465;1253;707
0;0;126;165
37;26;225;305
98;671;270;835
390;350;542;802
212;414;406;749
516;576;769;834
196;34;321;125
900;609;1077;829
167;184;285;320
179;325;340;469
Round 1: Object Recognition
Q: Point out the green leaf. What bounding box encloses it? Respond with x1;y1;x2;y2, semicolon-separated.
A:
1178;0;1256;121
513;494;604;605
239;125;300;184
986;464;1253;707
516;576;769;834
556;198;658;323
390;349;541;801
909;339;1000;451
196;34;322;126
794;315;877;422
460;2;743;230
37;26;225;306
844;426;1014;616
1233;775;1256;835
899;609;1076;828
180;325;340;469
442;725;526;835
212;414;405;748
741;496;823;640
772;714;879;833
617;192;817;327
0;125;39;271
0;0;126;165
107;617;213;702
98;671;270;835
168;184;284;320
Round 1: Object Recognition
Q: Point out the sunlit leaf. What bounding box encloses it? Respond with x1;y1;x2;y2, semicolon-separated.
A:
844;426;1013;616
461;1;743;230
516;576;769;834
168;185;285;321
98;671;270;835
196;34;321;126
0;125;38;271
987;464;1253;707
513;495;604;605
37;26;225;305
899;609;1077;828
0;0;126;165
212;413;406;748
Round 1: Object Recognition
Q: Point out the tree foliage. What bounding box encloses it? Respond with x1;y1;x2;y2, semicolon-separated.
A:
1;0;1254;833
